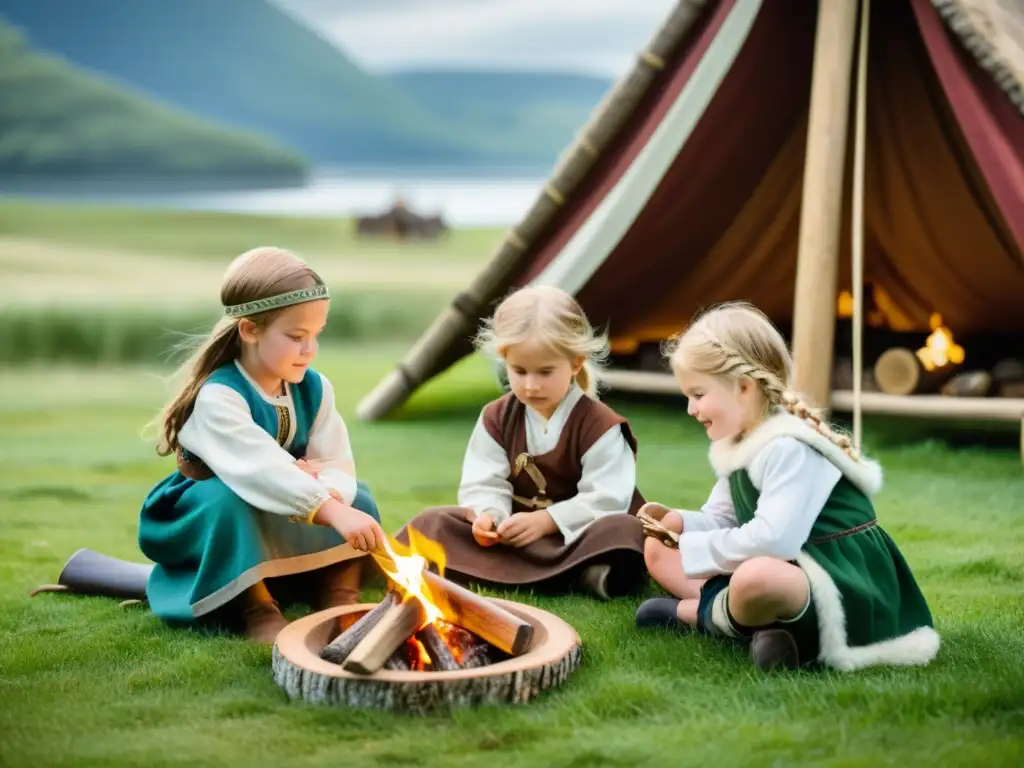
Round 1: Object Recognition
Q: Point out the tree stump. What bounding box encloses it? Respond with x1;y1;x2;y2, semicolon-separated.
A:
272;600;582;712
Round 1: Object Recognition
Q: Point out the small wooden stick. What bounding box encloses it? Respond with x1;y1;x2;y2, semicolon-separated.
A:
319;591;398;664
342;597;427;675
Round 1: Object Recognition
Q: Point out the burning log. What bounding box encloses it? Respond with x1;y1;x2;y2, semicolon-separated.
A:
420;569;533;656
371;549;534;657
416;624;461;672
319;591;399;664
343;596;428;675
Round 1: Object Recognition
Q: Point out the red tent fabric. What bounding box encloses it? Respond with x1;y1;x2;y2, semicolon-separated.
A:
359;0;1024;420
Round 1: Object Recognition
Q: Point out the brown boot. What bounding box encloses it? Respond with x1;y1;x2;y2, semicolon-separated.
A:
242;600;289;645
315;560;363;611
751;629;800;670
316;560;365;639
240;581;289;644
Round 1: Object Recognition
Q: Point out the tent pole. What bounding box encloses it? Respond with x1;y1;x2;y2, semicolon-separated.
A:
852;0;871;450
791;0;860;409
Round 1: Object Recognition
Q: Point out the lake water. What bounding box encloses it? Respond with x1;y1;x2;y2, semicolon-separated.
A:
0;166;552;229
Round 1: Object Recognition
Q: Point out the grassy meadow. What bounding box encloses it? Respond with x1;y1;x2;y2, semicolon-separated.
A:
1;200;1022;767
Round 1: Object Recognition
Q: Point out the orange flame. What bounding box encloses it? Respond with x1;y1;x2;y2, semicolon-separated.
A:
409;636;432;670
916;313;964;371
373;528;447;627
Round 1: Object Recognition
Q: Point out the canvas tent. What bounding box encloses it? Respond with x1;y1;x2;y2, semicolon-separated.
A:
357;0;1024;442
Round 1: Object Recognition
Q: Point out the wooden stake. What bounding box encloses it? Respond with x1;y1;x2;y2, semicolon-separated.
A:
791;0;860;408
851;0;871;450
342;598;427;676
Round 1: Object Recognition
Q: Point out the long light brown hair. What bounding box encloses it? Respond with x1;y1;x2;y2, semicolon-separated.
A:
153;246;325;456
474;285;608;397
665;301;860;458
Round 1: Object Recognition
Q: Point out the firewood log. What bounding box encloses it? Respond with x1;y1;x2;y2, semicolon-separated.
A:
873;348;958;395
998;381;1024;398
372;551;534;656
343;597;428;676
992;359;1024;384
940;371;992;397
416;625;461;672
833;357;878;392
319;591;399;664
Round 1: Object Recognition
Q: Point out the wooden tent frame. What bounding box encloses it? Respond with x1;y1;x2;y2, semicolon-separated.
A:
357;0;1024;463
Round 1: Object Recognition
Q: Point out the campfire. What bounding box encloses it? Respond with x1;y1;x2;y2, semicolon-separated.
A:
271;530;582;711
915;313;965;372
318;529;530;674
832;299;1024;399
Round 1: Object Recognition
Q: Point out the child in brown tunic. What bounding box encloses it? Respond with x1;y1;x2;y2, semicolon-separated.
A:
397;285;647;600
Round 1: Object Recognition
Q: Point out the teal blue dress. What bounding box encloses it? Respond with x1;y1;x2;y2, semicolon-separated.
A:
138;362;380;625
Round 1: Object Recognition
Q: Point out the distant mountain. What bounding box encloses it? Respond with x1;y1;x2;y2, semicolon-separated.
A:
388;70;613;163
0;22;307;180
0;0;616;168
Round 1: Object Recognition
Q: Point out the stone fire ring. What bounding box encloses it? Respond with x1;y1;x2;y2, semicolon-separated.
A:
272;599;582;712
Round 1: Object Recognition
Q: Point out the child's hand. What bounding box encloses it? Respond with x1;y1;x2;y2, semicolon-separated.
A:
496;511;558;548
639;502;683;533
295;458;319;478
316;498;385;553
471;512;500;547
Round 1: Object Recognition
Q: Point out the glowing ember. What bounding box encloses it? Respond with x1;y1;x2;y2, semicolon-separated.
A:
409;636;432;670
916;313;965;371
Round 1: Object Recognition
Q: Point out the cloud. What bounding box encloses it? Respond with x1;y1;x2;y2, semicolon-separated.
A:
272;0;677;75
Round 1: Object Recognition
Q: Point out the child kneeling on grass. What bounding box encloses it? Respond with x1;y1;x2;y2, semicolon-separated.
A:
139;247;385;644
636;301;940;671
397;285;648;600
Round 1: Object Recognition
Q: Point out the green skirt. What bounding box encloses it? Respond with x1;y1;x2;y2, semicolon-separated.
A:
796;523;940;670
138;473;380;625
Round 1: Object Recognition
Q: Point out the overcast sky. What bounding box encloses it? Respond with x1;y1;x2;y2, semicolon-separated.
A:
271;0;678;77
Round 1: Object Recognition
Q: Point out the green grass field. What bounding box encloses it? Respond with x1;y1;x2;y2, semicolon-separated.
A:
0;200;503;364
1;200;1023;766
2;345;1022;767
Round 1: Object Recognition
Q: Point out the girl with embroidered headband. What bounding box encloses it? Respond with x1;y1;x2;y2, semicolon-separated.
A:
139;246;386;644
635;301;939;671
397;285;648;600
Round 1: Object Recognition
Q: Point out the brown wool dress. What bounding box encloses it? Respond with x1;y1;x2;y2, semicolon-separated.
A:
396;392;648;597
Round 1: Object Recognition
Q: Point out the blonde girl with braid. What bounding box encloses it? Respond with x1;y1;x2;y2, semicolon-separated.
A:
137;247;386;644
397;285;648;600
636;302;939;671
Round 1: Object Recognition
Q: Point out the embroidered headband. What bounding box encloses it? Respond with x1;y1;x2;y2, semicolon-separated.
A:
223;285;330;317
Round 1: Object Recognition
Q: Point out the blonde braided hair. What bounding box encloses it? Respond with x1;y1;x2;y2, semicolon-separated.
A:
665;301;861;460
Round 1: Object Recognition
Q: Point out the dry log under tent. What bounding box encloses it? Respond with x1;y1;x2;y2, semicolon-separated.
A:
353;0;1024;460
